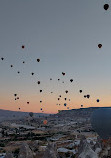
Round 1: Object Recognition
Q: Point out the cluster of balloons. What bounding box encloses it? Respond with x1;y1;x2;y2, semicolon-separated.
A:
1;3;109;114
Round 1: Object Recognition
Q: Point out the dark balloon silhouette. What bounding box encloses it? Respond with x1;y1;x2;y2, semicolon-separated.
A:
58;98;60;100
64;103;67;106
27;102;29;104
104;4;109;10
50;78;52;80
65;90;68;94
70;79;73;82
40;90;42;93
81;105;83;107
79;90;82;93
37;81;40;84
84;95;87;98
31;73;34;75
40;108;42;111
18;71;20;74
14;94;17;97
19;108;20;110
98;44;102;48
29;112;33;117
17;97;19;100
40;100;42;103
97;99;100;102
91;108;111;139
1;57;4;60
10;65;13;68
64;98;67;100
58;79;60;81
23;61;25;64
22;45;25;49
87;95;90;99
37;59;40;62
62;72;65;76
59;95;61;97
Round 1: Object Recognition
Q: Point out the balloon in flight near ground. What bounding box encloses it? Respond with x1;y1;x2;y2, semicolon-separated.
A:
43;120;48;125
29;112;33;117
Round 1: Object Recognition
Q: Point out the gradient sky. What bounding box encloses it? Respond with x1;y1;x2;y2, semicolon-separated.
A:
0;0;111;113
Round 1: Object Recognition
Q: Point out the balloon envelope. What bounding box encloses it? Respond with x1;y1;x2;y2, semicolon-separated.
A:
43;120;48;125
91;107;111;139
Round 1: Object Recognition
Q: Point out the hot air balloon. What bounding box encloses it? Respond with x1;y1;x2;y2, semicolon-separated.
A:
1;57;4;60
64;98;67;101
98;44;102;48
65;90;68;94
29;112;33;118
40;90;42;93
104;4;109;10
79;90;82;93
22;45;25;49
40;100;42;103
27;102;29;104
31;72;34;75
62;72;65;76
40;108;42;111
81;105;83;107
64;103;67;106
37;81;40;84
10;65;13;68
58;79;60;81
87;95;90;99
59;95;61;97
23;61;25;64
50;78;52;80
58;98;60;101
91;108;111;140
18;71;20;74
84;95;87;98
43;120;48;125
97;99;100;103
37;59;40;62
70;79;73;82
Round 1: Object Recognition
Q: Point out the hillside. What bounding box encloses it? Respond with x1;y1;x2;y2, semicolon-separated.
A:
0;109;50;122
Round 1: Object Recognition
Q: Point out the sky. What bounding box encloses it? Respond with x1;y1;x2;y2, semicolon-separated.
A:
0;0;111;114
